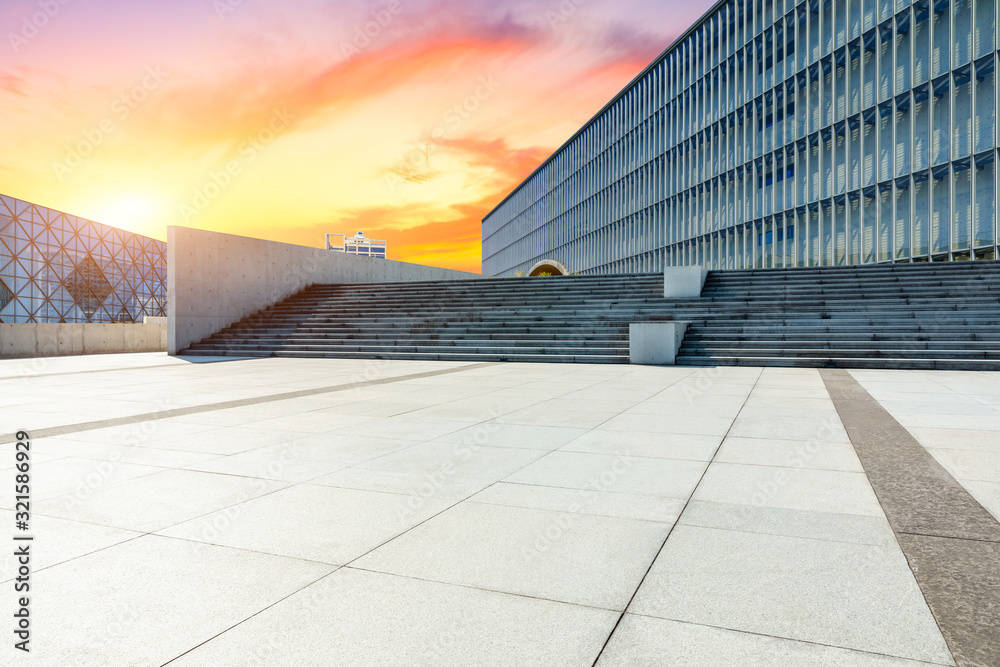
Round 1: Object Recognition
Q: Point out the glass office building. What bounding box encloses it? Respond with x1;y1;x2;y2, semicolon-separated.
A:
0;194;167;323
482;0;999;276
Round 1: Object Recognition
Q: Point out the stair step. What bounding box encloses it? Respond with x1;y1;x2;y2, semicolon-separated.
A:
180;262;1000;370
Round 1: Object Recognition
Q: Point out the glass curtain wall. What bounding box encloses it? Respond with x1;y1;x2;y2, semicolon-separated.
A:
482;0;1000;276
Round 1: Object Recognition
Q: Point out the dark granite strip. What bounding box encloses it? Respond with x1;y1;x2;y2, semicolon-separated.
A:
896;534;1000;667
1;361;497;444
821;369;1000;667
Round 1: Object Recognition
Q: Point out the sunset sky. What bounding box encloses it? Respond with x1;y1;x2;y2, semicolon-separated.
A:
1;0;714;272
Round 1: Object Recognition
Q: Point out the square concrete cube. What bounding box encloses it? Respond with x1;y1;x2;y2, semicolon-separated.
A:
629;322;688;365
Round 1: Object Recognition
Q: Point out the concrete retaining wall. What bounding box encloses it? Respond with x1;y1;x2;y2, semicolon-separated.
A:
0;323;167;358
168;226;480;355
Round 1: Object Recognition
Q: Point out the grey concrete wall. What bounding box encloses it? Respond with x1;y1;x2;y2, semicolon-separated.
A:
168;226;480;355
0;323;167;358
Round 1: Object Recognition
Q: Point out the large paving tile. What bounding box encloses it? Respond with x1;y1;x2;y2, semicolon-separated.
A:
926;448;1000;483
693;462;883;517
847;380;945;395
0;449;63;468
499;407;620;428
0;511;141;582
892;413;1000;431
435;422;590;451
907;427;1000;452
678;500;898;547
733;406;842;422
425;394;541;415
114;424;309;456
629;525;953;664
599;413;736;436
623;402;743;419
560;429;722;461
170;566;617;666
535;397;641;413
471;481;685;523
159;483;451;564
643;391;749;407
878;400;1000;418
754;378;827;389
28;535;333;665
354;501;670;610
505;451;707;499
65;420;217;446
744;386;830;399
727;415;850;442
0;457;164;507
864;390;975;405
970;392;1000;405
185;434;412;482
169;400;312;426
744;395;838;410
250;411;377;433
331;416;471;441
351;399;471;419
597;614;941;667
715;436;864;472
312;441;546;500
23;435;219;467
34;469;287;532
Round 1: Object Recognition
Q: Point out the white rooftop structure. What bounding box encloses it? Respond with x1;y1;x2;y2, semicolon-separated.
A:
326;231;387;258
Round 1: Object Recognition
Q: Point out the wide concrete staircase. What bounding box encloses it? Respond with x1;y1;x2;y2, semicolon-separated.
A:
181;274;665;363
181;261;1000;370
675;261;1000;369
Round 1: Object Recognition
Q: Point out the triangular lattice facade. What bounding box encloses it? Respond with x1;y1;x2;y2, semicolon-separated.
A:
0;194;167;323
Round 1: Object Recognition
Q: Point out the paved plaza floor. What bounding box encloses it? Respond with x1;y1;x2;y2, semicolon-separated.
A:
1;353;998;666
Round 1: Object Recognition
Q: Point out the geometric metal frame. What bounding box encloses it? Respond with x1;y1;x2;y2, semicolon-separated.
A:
0;193;167;323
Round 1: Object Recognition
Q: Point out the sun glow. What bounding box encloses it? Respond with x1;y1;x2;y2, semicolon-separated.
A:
88;193;171;238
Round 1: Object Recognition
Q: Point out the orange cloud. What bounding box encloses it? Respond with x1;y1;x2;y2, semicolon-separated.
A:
139;31;537;161
431;136;551;183
0;71;28;97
